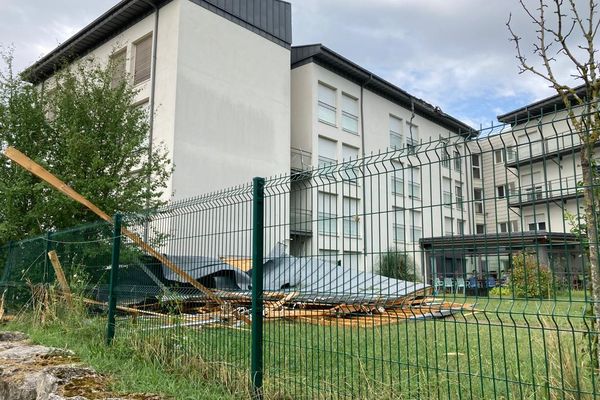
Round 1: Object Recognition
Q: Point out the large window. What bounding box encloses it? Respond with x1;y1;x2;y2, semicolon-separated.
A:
318;83;337;125
133;35;152;85
453;150;462;172
318;137;337;168
406;123;419;154
444;217;454;236
472;154;481;179
110;49;127;88
342;94;359;134
441;145;450;169
342;144;359;182
343;197;360;238
474;188;484;214
410;210;422;242
455;182;463;210
393;207;405;243
408;167;421;199
389;115;403;149
443;178;452;207
318;192;337;235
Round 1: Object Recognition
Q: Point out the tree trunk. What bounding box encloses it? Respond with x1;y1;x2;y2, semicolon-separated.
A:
581;143;600;369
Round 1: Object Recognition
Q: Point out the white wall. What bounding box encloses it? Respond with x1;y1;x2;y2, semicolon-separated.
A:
171;0;291;200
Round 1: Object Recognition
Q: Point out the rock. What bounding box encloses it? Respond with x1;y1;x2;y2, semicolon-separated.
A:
0;332;163;400
0;332;28;342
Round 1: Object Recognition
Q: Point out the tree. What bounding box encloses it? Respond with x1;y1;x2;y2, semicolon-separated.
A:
508;0;600;369
376;250;418;282
0;49;171;243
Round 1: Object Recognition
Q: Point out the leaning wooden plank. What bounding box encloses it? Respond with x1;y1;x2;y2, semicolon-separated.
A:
0;290;5;321
266;291;299;311
47;251;73;306
2;147;237;317
82;298;168;318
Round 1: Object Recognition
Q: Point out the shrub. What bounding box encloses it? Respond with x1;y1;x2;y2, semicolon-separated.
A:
489;286;512;297
376;250;418;282
509;252;554;299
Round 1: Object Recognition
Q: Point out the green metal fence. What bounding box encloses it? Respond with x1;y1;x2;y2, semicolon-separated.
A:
1;109;599;399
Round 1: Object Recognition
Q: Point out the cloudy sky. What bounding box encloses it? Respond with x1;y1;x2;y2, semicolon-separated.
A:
0;0;591;128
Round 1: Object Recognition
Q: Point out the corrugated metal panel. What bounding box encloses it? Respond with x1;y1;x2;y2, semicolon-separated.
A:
189;0;292;48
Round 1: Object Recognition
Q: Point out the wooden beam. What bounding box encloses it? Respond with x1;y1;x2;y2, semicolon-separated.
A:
47;251;73;305
1;147;254;323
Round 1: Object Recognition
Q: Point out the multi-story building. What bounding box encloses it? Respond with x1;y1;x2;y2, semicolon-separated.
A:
289;44;474;277
24;0;293;200
23;1;481;279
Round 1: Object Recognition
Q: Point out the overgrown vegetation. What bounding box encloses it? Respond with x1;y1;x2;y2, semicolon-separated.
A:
0;49;172;244
376;250;418;281
508;252;554;299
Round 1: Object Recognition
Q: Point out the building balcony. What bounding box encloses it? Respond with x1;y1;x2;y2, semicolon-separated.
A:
508;175;582;207
505;137;590;168
291;147;312;173
290;208;313;236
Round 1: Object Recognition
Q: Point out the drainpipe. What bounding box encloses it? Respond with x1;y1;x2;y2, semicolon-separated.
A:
140;0;159;241
360;74;373;267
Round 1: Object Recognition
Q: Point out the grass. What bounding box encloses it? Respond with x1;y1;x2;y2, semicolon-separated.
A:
4;291;599;399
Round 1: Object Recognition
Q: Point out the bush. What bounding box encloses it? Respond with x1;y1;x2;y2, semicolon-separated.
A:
489;286;512;297
376;251;418;282
509;252;554;299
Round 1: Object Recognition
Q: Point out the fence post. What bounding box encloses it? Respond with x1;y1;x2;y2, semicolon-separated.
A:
251;177;265;399
43;231;52;284
106;213;122;345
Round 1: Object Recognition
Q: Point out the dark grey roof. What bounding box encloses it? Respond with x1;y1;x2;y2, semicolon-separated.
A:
23;0;292;84
292;44;476;137
189;0;292;48
420;231;580;251
497;84;587;124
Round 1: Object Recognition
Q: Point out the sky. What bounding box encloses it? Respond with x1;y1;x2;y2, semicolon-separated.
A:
0;0;592;129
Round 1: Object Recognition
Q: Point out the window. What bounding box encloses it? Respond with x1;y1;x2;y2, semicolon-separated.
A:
441;144;450;168
393;207;405;243
341;94;359;134
406;123;419;154
497;185;507;199
455;182;463;210
454;150;462;172
506;146;516;162
511;221;519;233
318;137;337;168
526;214;546;231
319;250;339;264
389;116;403;149
318;192;337;235
410;210;422;242
408;167;421;199
444;217;454;236
110;49;127;88
443;178;452;207
133;35;152;85
343;197;360;238
476;224;486;234
391;173;404;196
341;144;359;182
494;149;505;164
457;219;465;235
318;83;337;125
474;188;483;214
498;222;509;233
343;252;361;268
472;154;481;179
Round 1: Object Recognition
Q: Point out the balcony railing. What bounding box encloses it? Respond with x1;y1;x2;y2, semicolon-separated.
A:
290;208;313;235
508;175;582;206
506;135;582;167
291;147;312;173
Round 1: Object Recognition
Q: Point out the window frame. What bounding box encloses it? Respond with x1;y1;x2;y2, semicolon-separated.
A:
132;34;153;86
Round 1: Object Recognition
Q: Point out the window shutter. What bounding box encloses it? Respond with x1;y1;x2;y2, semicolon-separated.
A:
134;35;152;85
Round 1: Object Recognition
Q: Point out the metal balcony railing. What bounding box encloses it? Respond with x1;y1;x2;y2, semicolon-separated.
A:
290;208;313;235
508;175;582;205
290;147;312;173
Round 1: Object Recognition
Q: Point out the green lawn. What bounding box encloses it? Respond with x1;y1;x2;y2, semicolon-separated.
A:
6;293;598;399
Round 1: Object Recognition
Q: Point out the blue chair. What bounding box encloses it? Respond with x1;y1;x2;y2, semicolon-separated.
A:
468;276;478;289
487;276;496;288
